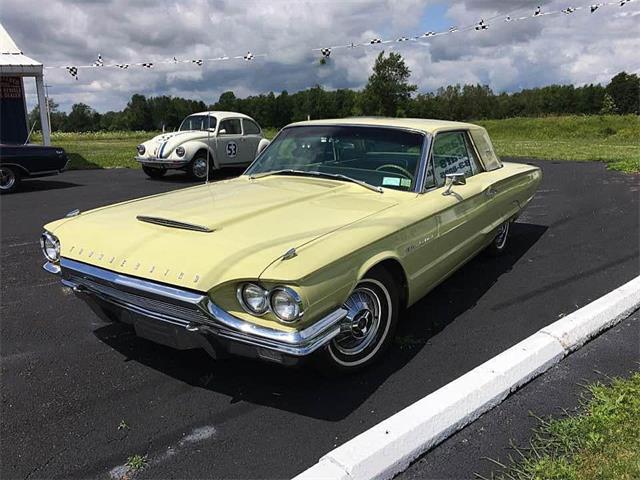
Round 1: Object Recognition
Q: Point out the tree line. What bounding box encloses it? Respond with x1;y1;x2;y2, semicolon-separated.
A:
30;52;639;133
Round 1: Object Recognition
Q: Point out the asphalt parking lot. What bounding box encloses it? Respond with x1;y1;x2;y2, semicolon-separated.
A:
1;160;638;479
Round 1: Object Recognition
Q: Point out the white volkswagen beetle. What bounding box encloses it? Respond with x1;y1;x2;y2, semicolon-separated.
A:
135;111;270;180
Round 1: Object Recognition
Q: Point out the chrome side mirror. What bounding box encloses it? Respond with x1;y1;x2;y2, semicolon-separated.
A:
443;173;466;195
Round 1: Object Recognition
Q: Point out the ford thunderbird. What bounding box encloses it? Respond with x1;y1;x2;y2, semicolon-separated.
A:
42;118;541;373
135;111;270;180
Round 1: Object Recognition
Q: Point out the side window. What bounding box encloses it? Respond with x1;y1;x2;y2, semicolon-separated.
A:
431;131;482;187
243;119;261;135
218;119;242;135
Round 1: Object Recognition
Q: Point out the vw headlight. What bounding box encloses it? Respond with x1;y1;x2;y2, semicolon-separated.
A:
237;283;269;315
175;146;186;157
270;287;302;323
40;232;60;263
136;144;146;155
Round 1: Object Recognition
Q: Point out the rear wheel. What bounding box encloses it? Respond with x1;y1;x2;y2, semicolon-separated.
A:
142;165;167;179
188;152;212;180
314;267;399;375
486;220;510;256
0;166;20;193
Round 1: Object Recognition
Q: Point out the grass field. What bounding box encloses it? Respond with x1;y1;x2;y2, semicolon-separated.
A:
34;115;638;173
478;115;639;174
493;372;640;480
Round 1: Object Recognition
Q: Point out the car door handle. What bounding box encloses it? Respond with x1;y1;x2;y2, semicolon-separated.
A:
485;187;498;198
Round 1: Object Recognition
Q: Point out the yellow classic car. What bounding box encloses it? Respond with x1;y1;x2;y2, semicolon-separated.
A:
41;118;541;373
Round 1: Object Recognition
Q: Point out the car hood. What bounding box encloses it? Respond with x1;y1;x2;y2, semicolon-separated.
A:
141;130;211;157
46;176;399;291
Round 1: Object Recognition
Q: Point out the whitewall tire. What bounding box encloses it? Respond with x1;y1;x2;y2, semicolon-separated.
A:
315;267;399;374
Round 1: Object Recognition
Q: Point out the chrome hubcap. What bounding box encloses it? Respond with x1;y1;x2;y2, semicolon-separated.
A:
495;222;509;249
193;158;208;178
0;168;15;190
334;287;381;356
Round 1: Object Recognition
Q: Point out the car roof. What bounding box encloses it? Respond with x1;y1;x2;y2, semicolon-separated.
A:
288;117;479;134
191;111;254;121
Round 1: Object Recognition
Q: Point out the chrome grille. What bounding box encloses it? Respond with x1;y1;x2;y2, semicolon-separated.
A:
66;273;211;326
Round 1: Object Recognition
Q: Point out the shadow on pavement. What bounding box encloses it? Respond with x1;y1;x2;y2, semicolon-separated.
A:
12;178;83;193
93;222;547;422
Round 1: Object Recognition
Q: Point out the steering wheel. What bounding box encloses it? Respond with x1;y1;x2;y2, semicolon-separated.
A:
375;164;414;180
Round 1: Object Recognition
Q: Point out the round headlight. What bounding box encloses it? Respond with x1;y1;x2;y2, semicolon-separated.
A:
237;283;268;315
40;232;60;263
270;287;303;323
137;144;146;155
175;146;186;157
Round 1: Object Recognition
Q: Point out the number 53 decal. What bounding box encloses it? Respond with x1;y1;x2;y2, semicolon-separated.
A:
226;142;237;158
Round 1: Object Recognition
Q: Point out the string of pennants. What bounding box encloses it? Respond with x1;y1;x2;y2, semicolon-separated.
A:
47;0;635;80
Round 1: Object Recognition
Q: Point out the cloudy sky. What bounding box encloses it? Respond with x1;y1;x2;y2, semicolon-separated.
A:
3;0;639;113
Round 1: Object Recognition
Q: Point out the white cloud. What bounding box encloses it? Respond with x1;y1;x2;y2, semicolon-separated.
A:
3;0;639;112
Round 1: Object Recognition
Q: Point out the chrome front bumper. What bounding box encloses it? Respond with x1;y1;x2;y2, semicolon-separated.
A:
135;156;189;168
44;259;348;362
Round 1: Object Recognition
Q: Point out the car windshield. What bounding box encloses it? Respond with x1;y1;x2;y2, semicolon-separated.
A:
179;115;216;131
245;126;424;192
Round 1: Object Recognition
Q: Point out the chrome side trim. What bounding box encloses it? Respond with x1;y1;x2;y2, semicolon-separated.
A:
58;258;348;356
136;216;215;233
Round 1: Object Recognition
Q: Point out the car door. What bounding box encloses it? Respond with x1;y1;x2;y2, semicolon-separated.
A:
216;118;244;166
241;119;263;164
407;130;494;295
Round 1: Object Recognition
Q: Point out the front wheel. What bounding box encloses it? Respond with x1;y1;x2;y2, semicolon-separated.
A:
314;267;399;375
188;153;212;180
0;166;20;193
142;165;167;179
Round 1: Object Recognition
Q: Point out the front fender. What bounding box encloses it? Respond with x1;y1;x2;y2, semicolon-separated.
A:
171;141;217;167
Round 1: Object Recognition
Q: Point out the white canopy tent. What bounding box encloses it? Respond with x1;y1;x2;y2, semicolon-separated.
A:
0;23;51;145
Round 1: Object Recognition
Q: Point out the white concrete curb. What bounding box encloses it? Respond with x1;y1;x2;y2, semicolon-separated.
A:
294;275;640;480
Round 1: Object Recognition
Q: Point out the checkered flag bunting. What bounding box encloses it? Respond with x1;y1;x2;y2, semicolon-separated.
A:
66;66;78;80
46;0;633;81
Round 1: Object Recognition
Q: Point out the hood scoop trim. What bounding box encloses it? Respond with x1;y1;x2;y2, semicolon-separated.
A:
136;215;214;233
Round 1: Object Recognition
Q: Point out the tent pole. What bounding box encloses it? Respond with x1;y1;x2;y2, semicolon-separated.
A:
35;74;51;146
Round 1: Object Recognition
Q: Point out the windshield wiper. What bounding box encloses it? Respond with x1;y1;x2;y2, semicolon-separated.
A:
249;169;383;193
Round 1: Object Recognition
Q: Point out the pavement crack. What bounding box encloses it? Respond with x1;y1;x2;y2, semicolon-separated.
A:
25;429;93;479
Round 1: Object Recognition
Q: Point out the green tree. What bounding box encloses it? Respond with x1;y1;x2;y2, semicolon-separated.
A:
215;91;238;111
359;51;417;116
124;94;152;130
65;103;100;132
606;72;640;114
28;98;68;132
600;93;617;115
